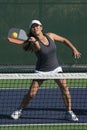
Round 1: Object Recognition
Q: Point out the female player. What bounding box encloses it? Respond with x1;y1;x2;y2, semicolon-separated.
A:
11;20;81;121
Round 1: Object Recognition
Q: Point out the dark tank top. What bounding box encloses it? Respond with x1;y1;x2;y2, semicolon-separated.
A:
35;34;59;71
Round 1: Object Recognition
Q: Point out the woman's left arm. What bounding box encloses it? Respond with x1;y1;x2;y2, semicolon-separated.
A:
48;33;81;59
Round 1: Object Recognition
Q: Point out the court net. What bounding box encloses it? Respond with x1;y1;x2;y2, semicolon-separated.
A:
0;73;87;129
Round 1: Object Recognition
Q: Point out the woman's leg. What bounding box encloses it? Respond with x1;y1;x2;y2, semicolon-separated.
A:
55;79;78;121
19;80;43;110
55;79;71;111
11;80;43;120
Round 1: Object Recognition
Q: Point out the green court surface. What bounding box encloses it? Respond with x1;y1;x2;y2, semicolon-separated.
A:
0;79;86;88
0;125;87;130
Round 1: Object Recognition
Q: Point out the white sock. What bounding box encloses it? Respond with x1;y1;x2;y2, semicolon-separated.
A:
19;109;22;112
68;110;72;113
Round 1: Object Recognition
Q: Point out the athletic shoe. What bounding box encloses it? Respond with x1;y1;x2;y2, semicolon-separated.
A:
65;111;79;121
11;110;22;120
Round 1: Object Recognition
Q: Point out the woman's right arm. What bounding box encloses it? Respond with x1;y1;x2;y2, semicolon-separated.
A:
23;37;40;52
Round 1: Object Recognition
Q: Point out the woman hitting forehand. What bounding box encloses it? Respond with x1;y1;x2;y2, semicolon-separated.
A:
11;20;81;121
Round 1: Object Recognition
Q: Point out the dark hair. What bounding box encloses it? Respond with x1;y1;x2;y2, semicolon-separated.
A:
23;30;36;51
28;29;35;37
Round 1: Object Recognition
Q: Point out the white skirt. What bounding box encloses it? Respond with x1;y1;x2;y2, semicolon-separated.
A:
35;66;63;74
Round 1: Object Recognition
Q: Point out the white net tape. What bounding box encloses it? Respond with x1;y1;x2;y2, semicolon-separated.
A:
0;73;86;79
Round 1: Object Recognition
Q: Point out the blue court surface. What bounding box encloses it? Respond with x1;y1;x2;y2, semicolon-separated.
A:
0;88;87;125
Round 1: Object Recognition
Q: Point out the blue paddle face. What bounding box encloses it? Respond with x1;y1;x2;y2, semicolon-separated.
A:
18;29;28;41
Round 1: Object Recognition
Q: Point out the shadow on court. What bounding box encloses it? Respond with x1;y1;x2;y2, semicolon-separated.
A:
0;88;87;125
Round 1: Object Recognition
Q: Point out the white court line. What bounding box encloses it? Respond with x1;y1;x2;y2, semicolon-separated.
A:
0;123;87;127
0;86;87;90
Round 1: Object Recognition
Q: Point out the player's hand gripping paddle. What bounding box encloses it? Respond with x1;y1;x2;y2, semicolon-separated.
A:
8;28;28;44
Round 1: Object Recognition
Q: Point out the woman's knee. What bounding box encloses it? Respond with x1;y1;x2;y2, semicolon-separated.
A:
55;79;70;95
55;79;67;88
29;80;43;98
